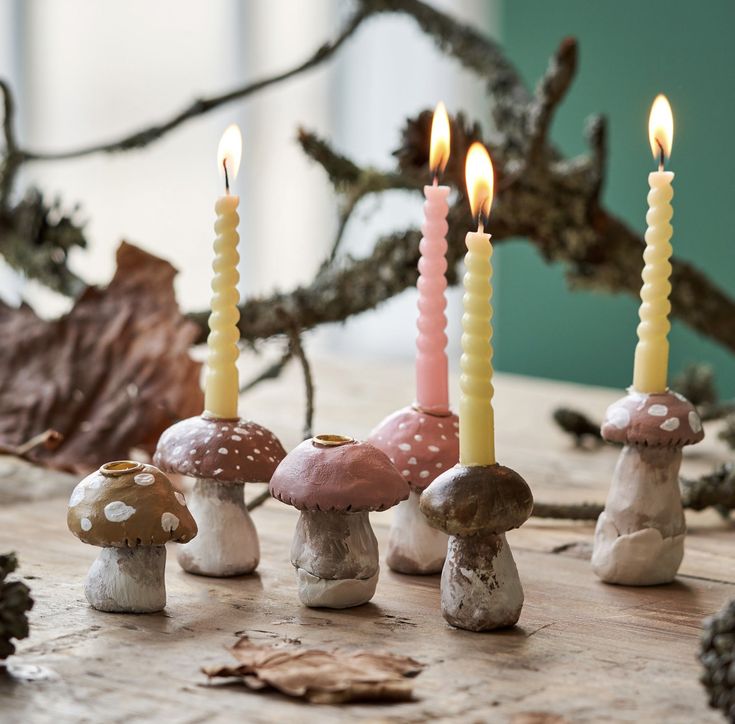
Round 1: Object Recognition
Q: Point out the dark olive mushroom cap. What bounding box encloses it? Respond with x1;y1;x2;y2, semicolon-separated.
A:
270;434;410;512
601;390;704;448
154;414;286;483
67;461;197;547
368;405;459;493
420;463;533;536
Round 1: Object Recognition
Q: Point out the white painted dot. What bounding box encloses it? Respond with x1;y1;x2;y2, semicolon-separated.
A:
454;432;459;438
419;417;426;424
408;457;417;465
435;462;443;469
402;470;410;477
689;410;702;434
452;421;459;428
213;468;223;475
217;433;223;438
134;473;155;486
389;457;395;464
173;446;182;455
398;423;406;430
247;455;254;461
231;435;242;442
104;501;136;523
217;447;228;455
607;406;630;429
174;492;186;506
428;445;440;453
189;449;196;455
398;443;411;452
419;470;430;479
256;430;264;436
194;460;201;465
161;512;180;532
254;448;261;454
80;517;92;531
236;465;241;470
264;446;270;451
437;423;444;429
235;427;247;435
222;426;229;432
648;404;668;417
69;486;85;507
414;434;423;442
440;434;447;440
660;417;680;432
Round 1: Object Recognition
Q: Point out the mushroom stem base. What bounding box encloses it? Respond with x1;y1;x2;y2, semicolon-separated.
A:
85;545;166;613
387;491;447;574
441;533;524;631
592;444;685;586
177;480;259;577
295;567;379;609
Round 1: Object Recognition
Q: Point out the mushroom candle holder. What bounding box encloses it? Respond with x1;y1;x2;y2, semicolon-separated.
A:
67;461;197;613
368;406;459;574
154;415;286;577
592;390;704;585
270;434;409;609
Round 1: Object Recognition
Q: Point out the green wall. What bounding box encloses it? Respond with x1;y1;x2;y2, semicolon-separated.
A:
496;0;735;396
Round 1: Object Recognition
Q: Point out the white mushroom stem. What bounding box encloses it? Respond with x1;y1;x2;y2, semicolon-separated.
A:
386;491;447;574
85;545;166;613
176;479;259;577
441;533;524;631
291;510;379;608
592;445;685;585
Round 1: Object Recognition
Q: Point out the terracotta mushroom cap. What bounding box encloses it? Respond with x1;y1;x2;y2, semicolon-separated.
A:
368;405;459;493
601;389;704;448
270;434;410;512
420;463;533;537
153;414;286;483
67;461;197;547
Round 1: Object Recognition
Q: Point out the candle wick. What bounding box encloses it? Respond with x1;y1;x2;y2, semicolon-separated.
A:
223;159;230;195
477;217;484;235
432;174;439;187
657;141;665;173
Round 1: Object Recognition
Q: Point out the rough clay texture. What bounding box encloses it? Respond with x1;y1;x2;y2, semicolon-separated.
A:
386;491;447;575
368;406;459;493
441;533;523;631
592;445;685;585
601;389;704;448
176;480;259;577
295;569;379;609
85;545;167;613
420;464;533;536
67;461;197;548
154;415;286;484
270;438;409;512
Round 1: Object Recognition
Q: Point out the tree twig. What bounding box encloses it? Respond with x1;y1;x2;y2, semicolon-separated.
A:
240;345;293;394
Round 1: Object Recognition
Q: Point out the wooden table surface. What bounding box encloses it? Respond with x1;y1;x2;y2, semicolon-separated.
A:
1;353;733;724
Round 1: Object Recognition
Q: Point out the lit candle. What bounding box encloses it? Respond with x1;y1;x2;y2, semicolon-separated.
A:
416;101;451;414
204;124;243;419
632;95;674;393
459;143;495;466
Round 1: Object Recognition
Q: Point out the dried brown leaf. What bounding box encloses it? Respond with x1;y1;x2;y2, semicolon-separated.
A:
203;636;423;704
0;241;203;473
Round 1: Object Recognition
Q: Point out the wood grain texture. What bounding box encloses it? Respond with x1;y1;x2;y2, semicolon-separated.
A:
1;353;732;723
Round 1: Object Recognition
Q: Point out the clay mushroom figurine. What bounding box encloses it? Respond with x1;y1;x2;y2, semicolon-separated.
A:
270;434;409;609
591;390;704;585
368;406;458;574
67;460;197;613
420;463;534;631
154;415;286;577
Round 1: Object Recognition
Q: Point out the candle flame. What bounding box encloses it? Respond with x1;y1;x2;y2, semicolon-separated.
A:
648;94;673;161
217;124;243;182
429;101;450;176
465;142;494;222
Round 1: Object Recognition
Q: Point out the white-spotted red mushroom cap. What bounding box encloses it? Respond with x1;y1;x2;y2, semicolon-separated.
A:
270;434;410;512
368;405;459;492
67;461;197;547
153;415;286;483
601;389;704;447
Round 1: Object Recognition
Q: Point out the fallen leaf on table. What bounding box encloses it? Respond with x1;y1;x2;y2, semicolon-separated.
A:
0;242;203;473
203;636;424;704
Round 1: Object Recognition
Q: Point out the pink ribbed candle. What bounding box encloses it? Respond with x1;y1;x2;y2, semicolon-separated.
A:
416;181;450;414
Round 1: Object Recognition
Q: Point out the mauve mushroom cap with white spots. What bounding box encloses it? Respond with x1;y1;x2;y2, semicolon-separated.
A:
153;414;286;483
270;437;409;512
367;405;459;493
67;461;197;548
601;389;704;448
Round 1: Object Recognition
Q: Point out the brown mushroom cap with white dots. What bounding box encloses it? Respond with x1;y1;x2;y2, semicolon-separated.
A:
601;390;704;448
153;415;286;483
67;461;197;547
270;434;410;512
368;406;459;493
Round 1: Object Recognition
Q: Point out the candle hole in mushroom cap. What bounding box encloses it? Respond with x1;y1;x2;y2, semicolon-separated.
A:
312;434;354;447
100;460;144;476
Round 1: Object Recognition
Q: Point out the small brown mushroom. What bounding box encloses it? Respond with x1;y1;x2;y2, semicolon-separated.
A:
67;460;197;613
420;463;533;631
270;434;409;609
153;414;286;577
368;405;459;574
592;389;704;585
